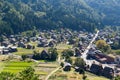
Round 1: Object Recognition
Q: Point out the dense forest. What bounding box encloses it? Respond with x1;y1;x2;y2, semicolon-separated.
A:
0;0;102;35
85;0;120;26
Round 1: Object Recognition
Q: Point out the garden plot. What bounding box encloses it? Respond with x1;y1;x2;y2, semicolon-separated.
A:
34;62;58;80
49;69;109;80
0;62;5;72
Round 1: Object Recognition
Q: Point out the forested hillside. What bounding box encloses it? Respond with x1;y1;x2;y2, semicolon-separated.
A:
0;0;102;35
85;0;120;26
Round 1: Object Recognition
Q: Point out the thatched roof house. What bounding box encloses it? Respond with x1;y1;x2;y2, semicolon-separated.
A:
90;63;103;76
102;67;114;79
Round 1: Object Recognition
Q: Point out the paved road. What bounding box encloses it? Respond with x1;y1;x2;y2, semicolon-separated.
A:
81;30;115;69
81;30;99;66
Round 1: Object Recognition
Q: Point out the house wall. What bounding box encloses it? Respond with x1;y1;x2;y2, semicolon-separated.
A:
0;50;3;54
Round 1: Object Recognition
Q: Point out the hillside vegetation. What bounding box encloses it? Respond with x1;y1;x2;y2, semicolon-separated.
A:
85;0;120;26
0;0;102;35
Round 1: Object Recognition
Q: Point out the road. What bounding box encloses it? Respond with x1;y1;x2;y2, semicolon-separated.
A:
81;30;115;69
81;30;99;66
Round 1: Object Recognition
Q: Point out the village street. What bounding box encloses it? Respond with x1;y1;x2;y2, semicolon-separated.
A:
81;30;99;66
81;30;116;70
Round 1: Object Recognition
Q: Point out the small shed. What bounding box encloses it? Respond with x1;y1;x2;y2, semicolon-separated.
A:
63;62;72;71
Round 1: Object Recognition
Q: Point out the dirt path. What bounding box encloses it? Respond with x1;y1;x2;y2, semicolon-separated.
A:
45;67;61;80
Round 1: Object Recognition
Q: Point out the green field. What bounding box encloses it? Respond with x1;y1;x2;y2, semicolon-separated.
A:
0;62;5;72
13;43;72;55
1;61;34;74
56;43;73;55
13;48;34;55
13;47;44;55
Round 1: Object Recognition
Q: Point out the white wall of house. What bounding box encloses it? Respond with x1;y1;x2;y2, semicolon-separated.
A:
0;50;3;54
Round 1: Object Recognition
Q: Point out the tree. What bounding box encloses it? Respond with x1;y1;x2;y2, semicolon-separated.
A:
79;68;85;74
74;58;86;69
111;39;120;50
21;55;28;60
0;67;39;80
62;49;74;58
48;48;58;61
16;67;39;80
60;62;64;67
65;57;73;64
0;72;14;80
96;40;107;49
96;40;111;53
0;35;4;42
32;51;41;60
115;76;120;80
22;30;36;37
82;74;87;80
103;44;111;53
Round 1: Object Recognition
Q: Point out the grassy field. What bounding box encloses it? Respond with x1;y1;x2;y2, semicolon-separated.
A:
13;48;34;55
1;61;34;74
13;47;44;55
56;43;72;50
13;42;72;55
56;43;73;55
